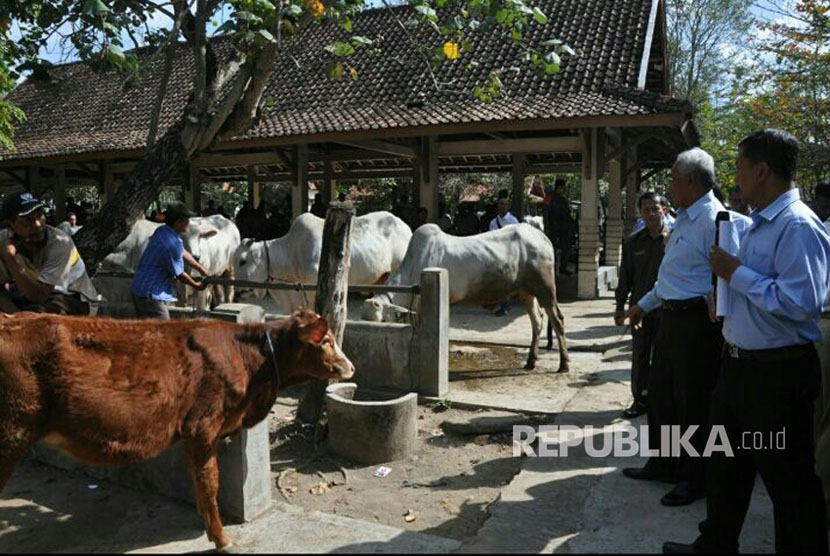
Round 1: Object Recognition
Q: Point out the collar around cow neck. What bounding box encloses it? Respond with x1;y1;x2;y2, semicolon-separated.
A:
264;329;281;389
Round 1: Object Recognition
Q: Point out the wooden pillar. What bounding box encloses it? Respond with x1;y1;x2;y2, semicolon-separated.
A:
624;147;640;234
296;202;355;438
183;164;201;214
100;162;116;204
416;137;439;222
27;165;42;196
292;145;309;220
247;165;261;210
578;128;600;299
54;165;66;222
606;131;624;269
511;154;525;219
322;160;337;203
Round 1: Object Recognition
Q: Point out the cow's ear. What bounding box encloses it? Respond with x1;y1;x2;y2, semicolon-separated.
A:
300;317;329;344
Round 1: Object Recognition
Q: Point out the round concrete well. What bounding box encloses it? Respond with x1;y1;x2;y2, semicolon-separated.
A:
326;383;418;465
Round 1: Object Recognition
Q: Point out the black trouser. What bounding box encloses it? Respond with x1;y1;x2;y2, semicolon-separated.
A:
703;347;828;553
556;229;571;272
656;303;722;490
631;309;661;404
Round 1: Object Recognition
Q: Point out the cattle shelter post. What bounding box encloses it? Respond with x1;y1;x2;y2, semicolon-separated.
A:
416;267;449;397
297;202;355;430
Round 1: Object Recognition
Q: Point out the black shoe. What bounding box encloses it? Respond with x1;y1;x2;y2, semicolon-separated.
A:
662;541;703;554
661;481;705;507
621;401;647;419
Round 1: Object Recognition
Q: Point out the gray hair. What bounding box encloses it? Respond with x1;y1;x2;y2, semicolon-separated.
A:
673;147;716;190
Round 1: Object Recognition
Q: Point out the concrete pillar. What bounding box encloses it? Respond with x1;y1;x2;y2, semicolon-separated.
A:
248;165;261;210
292;145;309;220
606;133;624;269
578;129;600;299
511;154;525;219
416;137;439;222
624;148;640;234
54;165;66;222
416;268;449;397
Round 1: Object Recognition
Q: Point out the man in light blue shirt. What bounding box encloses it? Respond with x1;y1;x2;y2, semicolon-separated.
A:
665;130;830;554
623;148;751;508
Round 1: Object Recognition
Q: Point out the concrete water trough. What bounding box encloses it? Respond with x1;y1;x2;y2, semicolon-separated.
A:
326;383;418;464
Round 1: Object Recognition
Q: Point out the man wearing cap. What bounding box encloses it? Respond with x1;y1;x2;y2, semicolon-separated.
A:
131;202;209;319
0;192;99;315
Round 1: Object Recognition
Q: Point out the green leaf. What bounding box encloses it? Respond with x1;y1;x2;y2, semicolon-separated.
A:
327;61;344;81
351;36;373;47
105;44;125;66
235;10;262;22
216;20;237;35
496;9;508;24
544;51;561;65
287;5;303;17
415;4;437;20
325;41;355;57
264;95;275;108
83;0;110;16
342;18;352;32
258;29;276;42
532;7;547;24
561;45;576;56
544;62;559;74
541;39;563;48
349;66;358;80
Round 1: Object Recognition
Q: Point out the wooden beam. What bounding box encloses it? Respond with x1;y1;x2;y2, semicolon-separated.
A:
436;136;582;156
603;132;661;164
511;154;525;218
525;164;582;174
194;151;289;169
292;145;309;219
334;140;416;158
2;169;26;187
54;165;66;222
640;165;669;183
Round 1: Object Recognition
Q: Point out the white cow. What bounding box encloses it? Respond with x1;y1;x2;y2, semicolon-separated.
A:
361;224;569;372
233;211;412;313
523;215;545;232
93;216;240;310
179;215;241;309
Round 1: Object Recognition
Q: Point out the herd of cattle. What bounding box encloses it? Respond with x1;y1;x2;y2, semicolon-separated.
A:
0;211;568;550
93;210;569;371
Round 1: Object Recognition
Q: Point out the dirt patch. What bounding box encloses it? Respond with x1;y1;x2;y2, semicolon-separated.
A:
267;399;529;541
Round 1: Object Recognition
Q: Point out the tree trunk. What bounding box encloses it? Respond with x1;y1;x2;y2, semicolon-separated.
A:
296;202;355;443
73;121;190;272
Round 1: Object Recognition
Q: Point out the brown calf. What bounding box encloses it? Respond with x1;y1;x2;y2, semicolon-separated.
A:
0;309;354;550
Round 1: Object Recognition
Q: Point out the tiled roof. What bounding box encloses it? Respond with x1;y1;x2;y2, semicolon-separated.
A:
1;0;688;162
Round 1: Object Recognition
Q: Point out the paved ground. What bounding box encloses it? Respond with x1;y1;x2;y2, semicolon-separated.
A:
0;298;777;553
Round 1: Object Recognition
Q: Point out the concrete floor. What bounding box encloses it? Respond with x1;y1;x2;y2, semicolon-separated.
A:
0;298;777;553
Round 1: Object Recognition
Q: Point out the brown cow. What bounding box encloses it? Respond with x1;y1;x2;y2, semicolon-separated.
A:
0;309;354;550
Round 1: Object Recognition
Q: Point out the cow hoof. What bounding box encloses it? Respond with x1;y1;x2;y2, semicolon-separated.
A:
556;365;570;373
545;343;553;351
215;541;236;553
524;361;536;370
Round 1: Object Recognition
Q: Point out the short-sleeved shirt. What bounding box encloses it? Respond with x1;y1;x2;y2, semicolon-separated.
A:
489;212;520;231
130;225;184;302
0;225;99;303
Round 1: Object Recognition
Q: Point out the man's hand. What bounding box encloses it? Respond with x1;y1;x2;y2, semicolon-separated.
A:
194;279;208;292
614;310;625;326
707;289;721;324
710;245;741;281
1;243;17;262
625;304;646;330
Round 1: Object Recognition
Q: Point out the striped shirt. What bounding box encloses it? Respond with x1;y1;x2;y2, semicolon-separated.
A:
131;225;184;302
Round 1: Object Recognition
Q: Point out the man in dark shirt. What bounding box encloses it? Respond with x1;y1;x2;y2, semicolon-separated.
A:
615;192;669;419
547;179;574;274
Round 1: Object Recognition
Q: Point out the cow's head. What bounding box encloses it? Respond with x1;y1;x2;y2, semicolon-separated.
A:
361;296;415;324
182;223;219;267
233;239;268;300
277;309;354;383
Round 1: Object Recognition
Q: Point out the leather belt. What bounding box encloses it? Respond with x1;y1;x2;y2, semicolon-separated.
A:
661;297;707;312
724;341;813;361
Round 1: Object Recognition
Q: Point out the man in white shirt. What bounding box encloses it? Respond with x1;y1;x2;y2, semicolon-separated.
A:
489;198;520;316
489;199;519;231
